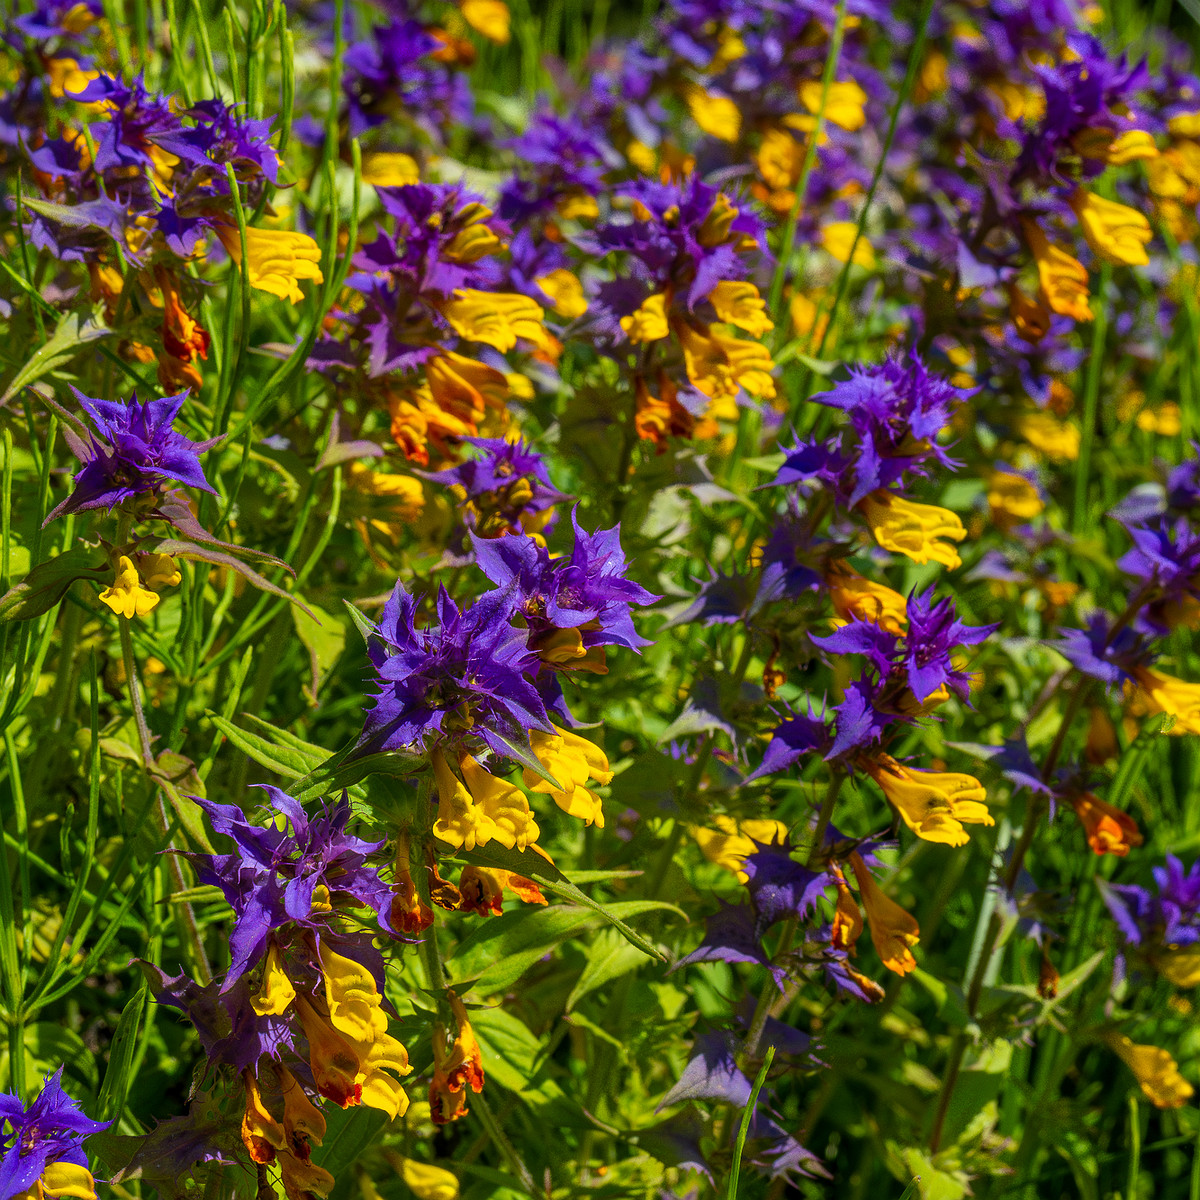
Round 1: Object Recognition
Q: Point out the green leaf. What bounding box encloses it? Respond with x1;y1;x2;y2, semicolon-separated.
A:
451;841;677;962
97;985;147;1121
292;600;346;703
207;713;310;779
566;927;653;1011
1;310;111;404
469;1006;568;1112
0;548;109;622
313;1103;389;1197
447;901;677;994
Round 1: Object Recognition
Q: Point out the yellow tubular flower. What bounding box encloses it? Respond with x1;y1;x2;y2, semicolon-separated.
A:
1106;1034;1195;1108
620;293;671;342
1016;412;1080;460
830;867;864;952
691;816;789;882
99;555;160;619
796;79;869;130
857;492;966;568
826;565;907;633
708;281;774;336
459;755;540;850
395;1157;460;1200
1157;944;1200;989
278;1151;336;1199
37;1164;100;1200
684;85;741;141
1021;218;1092;321
1070;189;1152;266
864;755;992;848
556;191;600;220
698;194;740;247
319;942;388;1042
135;552;181;591
756;127;801;191
278;1066;326;1159
440;289;545;352
987;471;1044;524
216;226;324;304
431;749;493;851
252;942;297;1016
848;852;919;976
360;152;420;186
677;322;776;401
1107;129;1158;163
534;269;588;319
821;221;875;268
425;351;510;419
461;0;511;43
524;726;613;827
241;1070;286;1164
1129;667;1200;734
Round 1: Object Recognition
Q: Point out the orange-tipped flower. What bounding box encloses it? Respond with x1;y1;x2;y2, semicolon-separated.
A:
848;852;920;975
863;754;992;847
1068;792;1143;857
430;992;485;1125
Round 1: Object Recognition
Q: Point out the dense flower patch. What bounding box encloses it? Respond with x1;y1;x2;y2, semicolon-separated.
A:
3;0;1200;1197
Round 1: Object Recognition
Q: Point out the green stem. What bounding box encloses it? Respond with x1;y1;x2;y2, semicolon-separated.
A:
1072;263;1112;533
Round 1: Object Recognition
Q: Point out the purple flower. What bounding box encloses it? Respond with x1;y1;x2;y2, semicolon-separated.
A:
187;787;397;990
770;355;969;508
11;0;102;39
1057;612;1150;685
70;73;202;175
745;710;831;781
0;1069;108;1199
423;436;568;537
903;587;996;702
673;902;787;986
362;583;552;761
1118;516;1200;633
741;841;831;929
46;388;216;522
656;1031;752;1110
473;512;659;655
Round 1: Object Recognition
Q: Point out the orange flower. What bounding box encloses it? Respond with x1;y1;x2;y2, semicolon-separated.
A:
848;852;919;975
458;865;546;916
1068;792;1143;856
390;833;433;934
430;992;485;1125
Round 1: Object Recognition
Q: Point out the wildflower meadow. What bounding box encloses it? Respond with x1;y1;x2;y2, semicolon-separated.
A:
6;0;1200;1196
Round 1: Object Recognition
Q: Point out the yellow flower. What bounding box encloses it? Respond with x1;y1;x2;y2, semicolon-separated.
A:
440;289;545;352
626;139;658;175
535;269;588;319
99;555;160;619
137;552;182;591
691;816;789;882
395;1157;460;1200
863;755;992;848
826;565;907;633
319;942;389;1043
252;943;297;1016
1137;403;1182;435
458;865;546;916
279;1066;326;1159
1169;112;1200;137
240;1070;285;1164
676;321;775;401
1107;129;1159;163
216;226;324;304
278;1151;336;1199
524;726;613;827
1129;667;1200;735
1157;944;1200;989
857;492;966;569
425;351;510;419
461;0;510;43
360;152;420;186
444;211;503;264
431;749;540;851
789;292;829;343
1022;219;1092;322
756;127;801;191
430;992;485;1125
620;293;671;342
36;1163;99;1200
684;85;741;141
556;191;600;220
708;281;773;337
346;464;424;545
1070;189;1152;266
45;56;98;99
294;991;411;1119
1016;412;1080;460
796;79;868;130
848;852;919;976
821;221;875;269
1107;1034;1195;1108
988;470;1043;524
